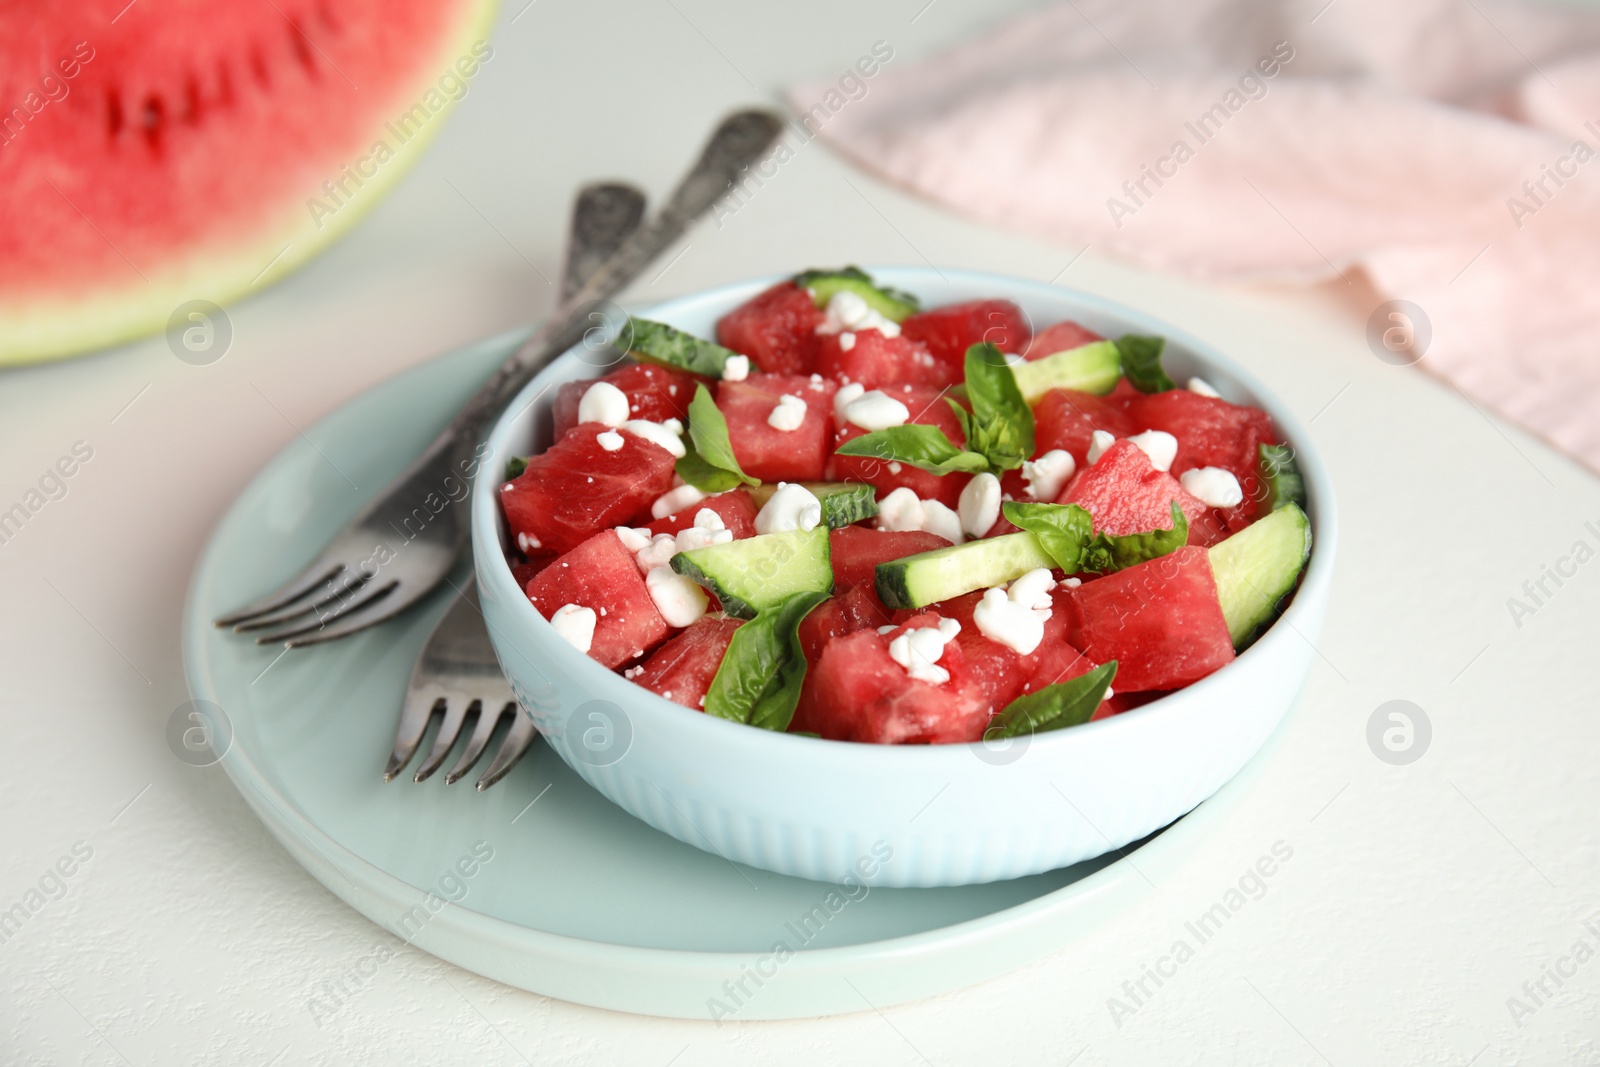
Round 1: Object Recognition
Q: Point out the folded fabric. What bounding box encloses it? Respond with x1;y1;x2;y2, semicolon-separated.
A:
790;0;1600;474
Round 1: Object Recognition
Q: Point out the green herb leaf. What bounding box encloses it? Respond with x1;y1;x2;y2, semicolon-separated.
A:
705;591;832;731
960;342;1034;471
503;456;529;481
626;318;739;377
1001;501;1097;573
987;661;1117;740
1116;335;1175;394
1257;443;1306;512
834;424;991;474
676;384;759;490
1080;501;1187;574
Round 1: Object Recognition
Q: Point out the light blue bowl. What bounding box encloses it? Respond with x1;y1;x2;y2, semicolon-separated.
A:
472;267;1336;888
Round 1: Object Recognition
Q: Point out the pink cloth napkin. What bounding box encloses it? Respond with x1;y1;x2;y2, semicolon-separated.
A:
790;0;1600;475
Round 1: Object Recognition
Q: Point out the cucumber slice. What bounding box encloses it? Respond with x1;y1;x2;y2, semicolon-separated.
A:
672;527;833;619
1257;444;1307;512
626;318;737;377
1010;340;1122;401
875;532;1056;610
747;482;880;529
793;266;920;322
1207;503;1312;649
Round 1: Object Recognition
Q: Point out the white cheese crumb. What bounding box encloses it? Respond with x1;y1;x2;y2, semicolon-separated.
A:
549;604;597;653
839;331;857;351
651;483;708;519
888;462;902;475
833;382;865;423
578;381;630;428
623;419;686;459
516;531;542;552
1104;688;1115;700
876;625;898;635
1062;576;1083;589
958;472;1001;539
767;394;808;432
624;665;644;679
722;354;750;382
887;618;960;685
845;390;910;431
645;565;709;627
1180;466;1244;508
1187;377;1222;398
614;526;653;553
755;482;823;534
920;499;963;545
1127;430;1178;473
816;290;902;338
1004;352;1026;367
596;430;625;452
875;487;925;532
1022;449;1076;501
1087;430;1116;465
973;569;1056;655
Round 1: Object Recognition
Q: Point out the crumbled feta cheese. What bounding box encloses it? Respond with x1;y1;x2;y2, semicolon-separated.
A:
921;499;963;545
845;390;910;431
1087;430;1116;465
767;394;808;432
651;482;707;519
675;513;733;552
623;419;686;459
722;354;750;382
887;618;960;685
1008;568;1057;610
635;533;680;573
595;430;625;452
645;565;709;627
516;531;542;552
1187;377;1221;398
1062;576;1082;589
833;382;865;423
614;526;652;553
876;625;898;635
549;604;597;653
1104;688;1115;700
578;381;630;428
1022;449;1076;501
888;462;902;475
623;665;644;679
815;290;902;337
1180;466;1244;508
958;472;1002;539
973;568;1055;655
875;487;925;532
838;331;857;351
1127;430;1178;473
755;482;823;534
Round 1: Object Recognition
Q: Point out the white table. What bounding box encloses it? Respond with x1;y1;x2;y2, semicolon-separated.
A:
4;1;1597;1062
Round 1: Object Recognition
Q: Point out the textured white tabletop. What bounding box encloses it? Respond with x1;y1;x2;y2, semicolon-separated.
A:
4;1;1598;1063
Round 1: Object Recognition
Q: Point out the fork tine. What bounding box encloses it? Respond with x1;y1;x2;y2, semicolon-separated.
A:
414;699;475;782
477;711;537;791
445;700;505;784
231;570;371;632
252;581;398;645
279;583;425;647
385;687;443;781
214;560;346;628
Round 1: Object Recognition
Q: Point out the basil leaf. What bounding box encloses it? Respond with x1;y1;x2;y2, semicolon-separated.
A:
1001;501;1096;573
834;424;990;474
626;318;738;377
705;591;832;731
503;456;529;481
961;342;1034;471
1116;335;1175;394
1081;501;1187;574
987;661;1117;740
676;384;758;490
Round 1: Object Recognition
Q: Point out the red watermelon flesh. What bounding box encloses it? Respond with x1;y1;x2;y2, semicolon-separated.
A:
1063;545;1234;691
644;489;759;540
500;423;676;556
1128;390;1279;523
895;587;1099;698
716;281;824;375
552;364;698;442
899;299;1030;377
829;526;953;608
828;384;971;506
632;615;743;709
718;373;837;482
1027;320;1104;358
798;583;889;665
524;531;670;669
1034;389;1141;466
816;329;949;388
1060;440;1216;546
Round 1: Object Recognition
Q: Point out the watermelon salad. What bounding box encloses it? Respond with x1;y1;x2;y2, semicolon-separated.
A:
498;268;1313;745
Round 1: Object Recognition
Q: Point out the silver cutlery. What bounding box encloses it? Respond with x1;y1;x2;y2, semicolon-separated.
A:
216;110;785;647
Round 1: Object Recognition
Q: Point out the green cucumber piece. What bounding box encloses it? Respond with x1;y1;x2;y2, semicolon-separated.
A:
1207;503;1312;649
793;266;920;322
875;532;1056;610
1010;340;1122;401
626;318;738;377
745;482;880;529
1258;444;1307;512
672;527;833;619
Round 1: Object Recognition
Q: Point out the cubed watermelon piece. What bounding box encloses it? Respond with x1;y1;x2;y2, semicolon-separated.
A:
791;612;1007;743
1128;390;1279;523
1033;388;1140;466
631;614;743;709
1027;320;1104;359
828;384;972;506
718;373;837;482
500;423;678;556
798;583;890;665
816;329;949;388
716;281;825;375
829;526;954;606
644;489;759;540
1062;546;1235;691
510;559;550;589
899;299;1030;378
551;363;698;441
1060;440;1216;545
524;531;670;669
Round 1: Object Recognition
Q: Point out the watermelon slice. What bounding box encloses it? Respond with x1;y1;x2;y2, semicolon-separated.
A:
716;281;824;375
798;583;891;663
828;526;953;607
815;329;948;388
524;531;670;669
644;489;759;540
631;615;743;709
1033;388;1140;466
0;0;498;364
1063;545;1234;691
1060;440;1219;546
1027;320;1104;358
552;364;698;442
899;299;1030;378
718;373;837;482
500;424;676;556
827;384;972;506
1128;390;1279;525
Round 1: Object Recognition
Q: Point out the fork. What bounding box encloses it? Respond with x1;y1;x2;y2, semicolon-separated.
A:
215;110;785;647
383;182;648;789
